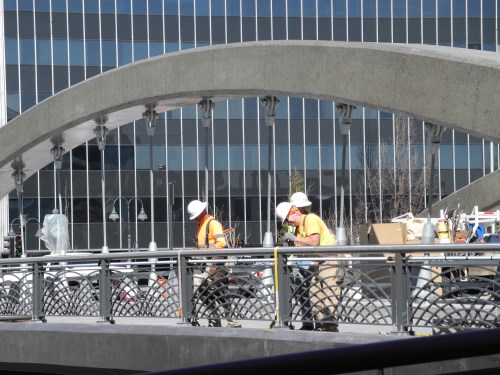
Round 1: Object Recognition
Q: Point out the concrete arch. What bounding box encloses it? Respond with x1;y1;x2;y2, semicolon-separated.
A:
0;41;499;199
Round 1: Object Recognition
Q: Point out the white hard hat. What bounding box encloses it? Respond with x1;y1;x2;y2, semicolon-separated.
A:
187;200;207;220
275;202;293;223
290;192;311;207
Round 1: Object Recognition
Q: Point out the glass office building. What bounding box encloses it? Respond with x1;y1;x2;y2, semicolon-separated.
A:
2;0;499;249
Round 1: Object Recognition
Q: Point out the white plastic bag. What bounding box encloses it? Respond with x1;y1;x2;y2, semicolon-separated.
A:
40;213;70;254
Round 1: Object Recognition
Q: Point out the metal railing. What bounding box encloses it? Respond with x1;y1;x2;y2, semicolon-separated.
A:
0;243;498;333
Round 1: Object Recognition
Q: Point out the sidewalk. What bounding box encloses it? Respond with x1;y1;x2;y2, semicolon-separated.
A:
19;315;429;336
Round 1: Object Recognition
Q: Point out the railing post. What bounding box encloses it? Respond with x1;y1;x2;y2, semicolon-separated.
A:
391;252;411;335
31;262;46;322
177;254;192;325
273;250;291;329
98;259;114;324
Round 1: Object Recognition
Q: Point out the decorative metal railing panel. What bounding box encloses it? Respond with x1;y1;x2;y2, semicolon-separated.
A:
0;244;497;334
0;269;32;316
189;261;275;324
43;269;100;316
409;260;500;329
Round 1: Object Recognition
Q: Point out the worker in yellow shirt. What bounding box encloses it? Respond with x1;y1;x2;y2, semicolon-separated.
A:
277;195;341;332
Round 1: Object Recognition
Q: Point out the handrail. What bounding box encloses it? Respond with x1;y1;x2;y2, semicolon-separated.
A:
1;242;497;266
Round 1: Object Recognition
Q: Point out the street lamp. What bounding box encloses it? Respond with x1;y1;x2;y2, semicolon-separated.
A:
109;197;148;252
261;95;279;248
24;217;43;242
336;103;355;246
9;217;43;251
198;98;214;207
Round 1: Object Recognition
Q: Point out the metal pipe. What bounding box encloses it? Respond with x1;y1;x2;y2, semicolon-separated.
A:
149;134;155;243
205;125;209;204
101;148;107;247
267;125;272;234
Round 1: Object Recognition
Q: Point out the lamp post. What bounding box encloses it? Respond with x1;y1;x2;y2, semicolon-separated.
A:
261;96;279;248
143;104;159;252
94;120;109;253
198;98;214;207
421;122;446;244
109;197;148;252
335;103;355;246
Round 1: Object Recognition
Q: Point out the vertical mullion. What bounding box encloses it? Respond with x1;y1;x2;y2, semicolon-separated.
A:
164;116;170;247
181;109;186;248
177;0;181;50
346;0;348;41
242;98;247;240
209;0;213;45
466;0;469;48
333;100;337;221
302;98;306;187
114;0;119;66
406;0;408;43
257;97;262;242
146;0;150;57
194;0;198;47
362;108;367;223
377;111;382;220
162;0;166;54
34;0;39;102
390;0;393;42
227;99;232;226
361;0;364;41
16;2;21;112
317;100;322;215
131;0;135;59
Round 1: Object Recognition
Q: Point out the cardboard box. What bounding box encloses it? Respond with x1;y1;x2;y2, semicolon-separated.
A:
359;223;407;245
359;223;440;246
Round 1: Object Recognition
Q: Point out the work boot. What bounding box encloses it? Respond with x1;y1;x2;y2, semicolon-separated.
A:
299;323;315;331
189;318;200;327
227;318;242;328
208;318;222;327
315;322;339;332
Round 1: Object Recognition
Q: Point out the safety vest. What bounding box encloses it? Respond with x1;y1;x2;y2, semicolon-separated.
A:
196;216;226;249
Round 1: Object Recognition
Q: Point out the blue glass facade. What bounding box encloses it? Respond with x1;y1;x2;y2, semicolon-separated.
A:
2;0;499;249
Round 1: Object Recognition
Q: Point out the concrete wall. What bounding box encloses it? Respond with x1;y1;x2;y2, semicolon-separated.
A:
0;322;499;374
418;169;500;217
0;322;398;374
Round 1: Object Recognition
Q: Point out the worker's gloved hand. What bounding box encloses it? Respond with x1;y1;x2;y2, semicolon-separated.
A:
283;232;296;243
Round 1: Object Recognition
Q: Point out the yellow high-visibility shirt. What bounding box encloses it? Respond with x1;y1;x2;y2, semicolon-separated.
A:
297;213;336;246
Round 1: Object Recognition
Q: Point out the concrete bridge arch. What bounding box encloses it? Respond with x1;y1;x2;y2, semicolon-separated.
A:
0;40;499;205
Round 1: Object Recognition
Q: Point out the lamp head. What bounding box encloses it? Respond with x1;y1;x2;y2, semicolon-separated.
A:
109;208;120;221
261;96;280;127
93;124;109;151
143;106;158;136
137;208;148;222
198;98;214;128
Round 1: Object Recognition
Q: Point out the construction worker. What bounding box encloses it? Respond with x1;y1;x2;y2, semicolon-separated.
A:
187;200;241;328
276;198;341;332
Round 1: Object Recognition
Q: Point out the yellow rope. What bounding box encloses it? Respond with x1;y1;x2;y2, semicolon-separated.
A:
273;246;279;323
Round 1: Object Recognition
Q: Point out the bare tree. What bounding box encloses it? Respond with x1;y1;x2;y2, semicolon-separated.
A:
353;117;428;226
277;169;314;242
